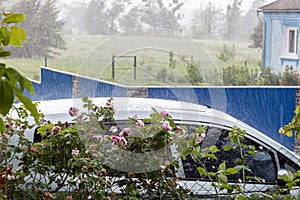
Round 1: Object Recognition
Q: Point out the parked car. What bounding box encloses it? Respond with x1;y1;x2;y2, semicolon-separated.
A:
13;97;300;198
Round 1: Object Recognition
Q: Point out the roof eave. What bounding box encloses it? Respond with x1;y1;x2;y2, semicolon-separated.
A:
260;9;300;13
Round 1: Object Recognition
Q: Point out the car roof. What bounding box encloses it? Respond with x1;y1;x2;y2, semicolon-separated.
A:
33;97;300;164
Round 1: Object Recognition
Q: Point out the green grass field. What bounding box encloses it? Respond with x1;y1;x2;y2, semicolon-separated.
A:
4;34;262;86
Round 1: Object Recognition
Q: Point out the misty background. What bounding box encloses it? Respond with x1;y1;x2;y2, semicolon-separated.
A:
0;0;276;86
1;0;270;40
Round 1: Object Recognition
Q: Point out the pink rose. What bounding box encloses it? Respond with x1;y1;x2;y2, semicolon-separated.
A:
30;146;38;152
195;133;205;144
161;110;169;116
123;127;131;134
51;126;61;134
119;132;125;137
111;135;127;147
136;120;144;128
119;127;131;137
72;149;79;157
162;123;171;131
69;107;79;117
110;126;118;133
120;137;128;147
111;135;121;143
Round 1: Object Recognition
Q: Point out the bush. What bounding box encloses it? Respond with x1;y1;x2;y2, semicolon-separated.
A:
279;66;300;86
1;97;299;199
0;98;191;199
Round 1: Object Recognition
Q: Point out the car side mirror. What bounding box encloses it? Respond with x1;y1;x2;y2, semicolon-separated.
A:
278;169;288;176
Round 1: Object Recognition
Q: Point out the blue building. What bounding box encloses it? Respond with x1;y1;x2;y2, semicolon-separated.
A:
260;0;300;73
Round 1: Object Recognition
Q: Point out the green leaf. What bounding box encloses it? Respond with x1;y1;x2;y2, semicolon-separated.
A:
0;63;5;75
0;50;11;57
219;161;226;171
226;168;238;175
237;197;248;200
9;35;22;46
217;173;227;184
10;26;26;42
0;76;14;115
0;27;10;46
15;92;40;124
3;14;25;24
208;172;216;177
24;78;35;94
197;167;207;176
6;68;24;91
247;150;255;156
280;171;294;182
224;145;232;151
209;145;219;153
0;117;5;134
143;118;151;124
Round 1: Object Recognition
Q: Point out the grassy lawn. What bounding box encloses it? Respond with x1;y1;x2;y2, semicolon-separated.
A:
4;34;262;86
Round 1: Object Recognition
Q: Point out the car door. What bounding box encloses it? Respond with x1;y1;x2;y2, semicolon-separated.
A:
178;124;278;197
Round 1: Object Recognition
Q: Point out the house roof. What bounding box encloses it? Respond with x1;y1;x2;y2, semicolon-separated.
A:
260;0;300;12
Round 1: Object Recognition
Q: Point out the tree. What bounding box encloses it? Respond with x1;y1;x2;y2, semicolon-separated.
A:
140;0;183;31
119;0;184;33
10;0;66;58
84;0;124;35
60;0;88;34
191;2;221;39
225;0;242;40
249;0;266;48
119;6;143;32
84;0;184;34
250;20;263;48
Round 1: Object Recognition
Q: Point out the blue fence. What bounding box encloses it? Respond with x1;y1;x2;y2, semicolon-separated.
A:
148;87;296;149
24;67;296;150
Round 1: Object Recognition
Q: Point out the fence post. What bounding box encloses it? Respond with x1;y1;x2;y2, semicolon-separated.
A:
45;57;47;67
112;56;115;80
134;56;137;80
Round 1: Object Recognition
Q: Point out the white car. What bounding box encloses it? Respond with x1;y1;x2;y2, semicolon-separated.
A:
17;97;300;198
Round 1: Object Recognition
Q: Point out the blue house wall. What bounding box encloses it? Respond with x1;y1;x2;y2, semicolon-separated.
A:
24;67;296;150
263;12;300;73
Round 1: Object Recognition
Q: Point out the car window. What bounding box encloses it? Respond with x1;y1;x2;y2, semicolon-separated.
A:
182;126;277;183
277;152;299;173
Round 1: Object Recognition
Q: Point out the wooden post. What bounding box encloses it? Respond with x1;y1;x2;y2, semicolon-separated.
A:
45;57;47;67
112;56;115;80
134;56;137;80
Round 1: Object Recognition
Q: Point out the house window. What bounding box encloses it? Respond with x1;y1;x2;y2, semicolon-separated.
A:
286;26;298;55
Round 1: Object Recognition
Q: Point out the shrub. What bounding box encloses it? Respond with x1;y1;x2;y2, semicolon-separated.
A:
279;66;300;86
1;97;299;199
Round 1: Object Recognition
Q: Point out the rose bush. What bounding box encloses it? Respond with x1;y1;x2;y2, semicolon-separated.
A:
1;97;300;199
0;97;194;199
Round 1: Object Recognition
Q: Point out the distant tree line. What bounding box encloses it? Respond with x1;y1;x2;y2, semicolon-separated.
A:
3;0;265;58
60;0;264;47
62;0;184;35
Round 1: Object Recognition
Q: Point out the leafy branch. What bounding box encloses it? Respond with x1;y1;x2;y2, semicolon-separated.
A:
0;12;39;134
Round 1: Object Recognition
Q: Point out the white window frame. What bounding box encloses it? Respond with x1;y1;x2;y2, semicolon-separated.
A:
285;26;298;57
